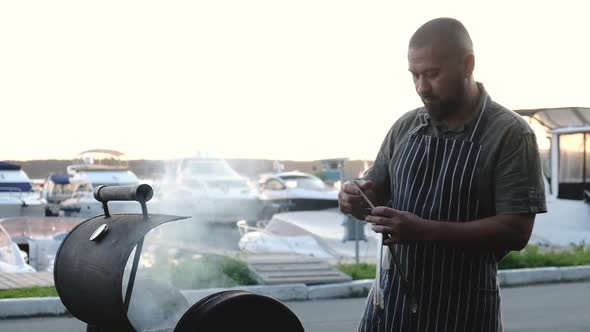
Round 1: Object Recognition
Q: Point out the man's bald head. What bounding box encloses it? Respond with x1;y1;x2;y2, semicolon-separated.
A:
409;18;473;59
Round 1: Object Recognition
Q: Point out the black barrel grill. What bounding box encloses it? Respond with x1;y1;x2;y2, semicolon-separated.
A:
54;184;304;332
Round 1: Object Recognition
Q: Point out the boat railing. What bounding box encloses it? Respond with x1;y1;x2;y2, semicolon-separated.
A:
0;186;24;192
0;187;38;205
0;187;26;199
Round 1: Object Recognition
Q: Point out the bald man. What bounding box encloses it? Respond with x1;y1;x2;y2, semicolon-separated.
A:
339;18;546;331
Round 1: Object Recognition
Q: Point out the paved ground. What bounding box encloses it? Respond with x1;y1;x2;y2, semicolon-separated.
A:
0;282;588;331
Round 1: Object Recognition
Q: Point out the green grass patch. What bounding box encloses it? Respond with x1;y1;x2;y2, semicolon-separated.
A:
337;262;376;280
219;255;258;286
0;286;58;299
135;252;258;289
498;243;590;269
337;244;590;279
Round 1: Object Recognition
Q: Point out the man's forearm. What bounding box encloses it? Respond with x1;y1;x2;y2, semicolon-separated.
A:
421;214;535;252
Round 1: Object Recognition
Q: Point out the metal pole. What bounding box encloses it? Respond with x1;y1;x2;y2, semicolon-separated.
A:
354;216;359;264
583;133;586;187
551;133;559;198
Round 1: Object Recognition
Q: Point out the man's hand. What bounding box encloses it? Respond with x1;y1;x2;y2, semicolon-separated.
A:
365;206;430;245
366;207;535;251
338;180;373;219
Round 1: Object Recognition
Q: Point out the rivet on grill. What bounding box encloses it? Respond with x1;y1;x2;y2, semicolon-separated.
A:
89;224;108;241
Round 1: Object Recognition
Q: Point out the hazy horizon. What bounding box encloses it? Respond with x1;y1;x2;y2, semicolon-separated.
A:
5;156;371;162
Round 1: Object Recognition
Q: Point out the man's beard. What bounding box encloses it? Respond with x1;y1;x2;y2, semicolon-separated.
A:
422;87;465;121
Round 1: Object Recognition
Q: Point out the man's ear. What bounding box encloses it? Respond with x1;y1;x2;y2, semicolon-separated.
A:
464;53;475;78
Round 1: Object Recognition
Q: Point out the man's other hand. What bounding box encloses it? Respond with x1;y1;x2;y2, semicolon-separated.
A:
338;180;373;218
365;206;430;244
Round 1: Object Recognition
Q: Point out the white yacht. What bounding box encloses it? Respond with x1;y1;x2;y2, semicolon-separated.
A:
257;171;338;216
59;150;143;217
154;156;265;224
516;107;590;246
0;162;45;218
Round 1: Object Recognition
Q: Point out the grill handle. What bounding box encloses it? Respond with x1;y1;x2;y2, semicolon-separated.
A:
93;184;154;203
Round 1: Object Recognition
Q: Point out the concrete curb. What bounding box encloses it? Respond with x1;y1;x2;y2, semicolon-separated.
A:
307;280;373;300
0;298;67;318
498;265;590;286
1;265;589;319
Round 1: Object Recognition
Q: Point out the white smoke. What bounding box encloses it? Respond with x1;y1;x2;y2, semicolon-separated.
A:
123;156;266;331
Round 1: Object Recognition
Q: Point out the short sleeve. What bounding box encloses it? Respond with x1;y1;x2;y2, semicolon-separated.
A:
495;131;547;215
362;126;394;206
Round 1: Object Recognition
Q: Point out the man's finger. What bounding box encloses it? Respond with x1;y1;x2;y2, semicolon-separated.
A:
365;215;394;225
371;206;402;217
342;182;362;195
343;180;373;195
370;224;395;233
338;202;352;213
339;189;357;201
357;180;374;191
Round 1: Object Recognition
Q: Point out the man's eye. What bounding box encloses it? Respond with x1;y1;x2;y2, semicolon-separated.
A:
425;71;439;78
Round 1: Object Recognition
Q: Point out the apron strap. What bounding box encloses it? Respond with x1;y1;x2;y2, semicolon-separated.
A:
467;95;489;142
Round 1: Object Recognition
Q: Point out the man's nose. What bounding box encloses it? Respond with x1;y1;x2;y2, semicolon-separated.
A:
416;77;431;96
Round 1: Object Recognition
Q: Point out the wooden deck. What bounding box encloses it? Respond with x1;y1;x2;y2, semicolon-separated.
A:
244;253;352;285
0;272;54;290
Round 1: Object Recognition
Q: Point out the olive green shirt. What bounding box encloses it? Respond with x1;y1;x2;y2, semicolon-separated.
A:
365;85;547;218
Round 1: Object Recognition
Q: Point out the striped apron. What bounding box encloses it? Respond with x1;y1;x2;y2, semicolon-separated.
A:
359;97;502;332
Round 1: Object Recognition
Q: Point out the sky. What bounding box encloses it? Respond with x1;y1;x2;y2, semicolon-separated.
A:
1;0;589;161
